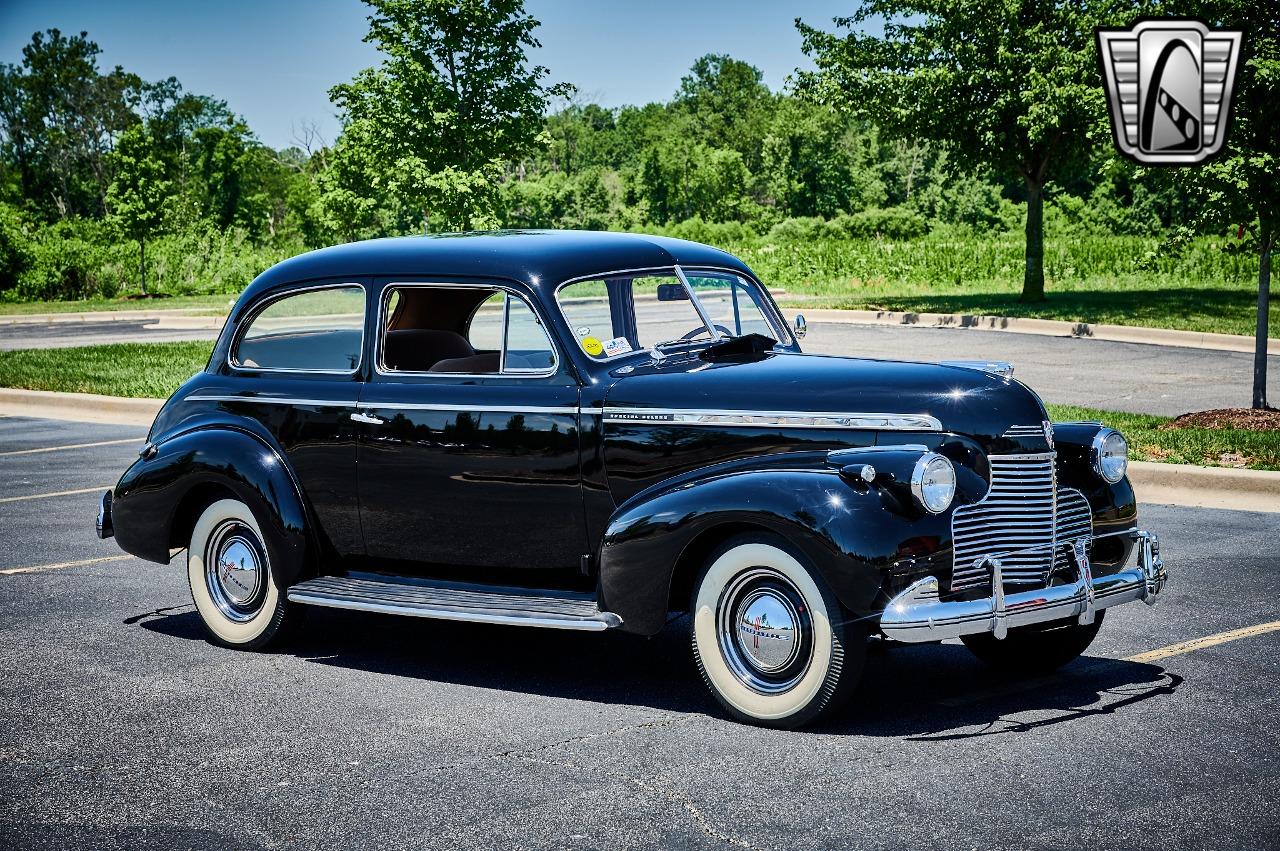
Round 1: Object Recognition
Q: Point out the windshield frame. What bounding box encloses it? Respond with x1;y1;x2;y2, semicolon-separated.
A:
553;264;793;364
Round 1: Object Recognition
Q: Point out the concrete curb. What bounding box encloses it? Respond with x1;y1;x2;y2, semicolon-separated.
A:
1127;460;1280;513
1;387;1275;512
0;388;163;427
795;308;1280;356
0;308;226;326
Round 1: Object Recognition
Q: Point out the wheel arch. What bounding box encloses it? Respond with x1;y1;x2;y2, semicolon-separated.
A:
111;425;314;583
598;468;904;636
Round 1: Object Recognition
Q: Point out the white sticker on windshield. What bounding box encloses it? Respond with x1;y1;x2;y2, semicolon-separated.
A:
575;326;591;338
602;336;633;357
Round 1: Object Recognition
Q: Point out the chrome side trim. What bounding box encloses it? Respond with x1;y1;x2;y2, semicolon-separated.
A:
188;394;360;407
187;394;579;416
881;529;1165;642
364;402;579;415
602;407;942;431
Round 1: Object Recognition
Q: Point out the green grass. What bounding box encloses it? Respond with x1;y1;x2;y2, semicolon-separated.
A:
1045;404;1280;471
0;341;214;398
0;341;1273;470
741;234;1272;338
0;294;234;316
3;232;1270;337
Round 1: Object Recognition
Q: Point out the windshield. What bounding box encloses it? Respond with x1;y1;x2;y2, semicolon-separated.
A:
556;268;783;360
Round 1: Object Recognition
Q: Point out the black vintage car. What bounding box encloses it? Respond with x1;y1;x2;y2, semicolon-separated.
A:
97;230;1166;728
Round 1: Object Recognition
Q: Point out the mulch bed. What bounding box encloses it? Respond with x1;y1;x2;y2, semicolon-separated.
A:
1160;407;1280;431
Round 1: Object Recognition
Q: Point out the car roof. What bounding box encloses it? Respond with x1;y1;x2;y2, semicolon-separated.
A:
242;230;755;304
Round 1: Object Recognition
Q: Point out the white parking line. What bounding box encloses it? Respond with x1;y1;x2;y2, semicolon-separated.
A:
0;486;109;504
0;554;132;575
0;438;141;457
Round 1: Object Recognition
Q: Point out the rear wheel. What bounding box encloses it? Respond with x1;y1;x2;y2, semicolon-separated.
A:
187;498;294;650
691;534;863;728
961;611;1105;673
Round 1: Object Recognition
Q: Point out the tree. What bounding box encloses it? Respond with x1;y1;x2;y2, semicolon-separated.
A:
325;0;570;233
1167;1;1277;409
0;30;142;219
106;125;169;294
796;2;1113;301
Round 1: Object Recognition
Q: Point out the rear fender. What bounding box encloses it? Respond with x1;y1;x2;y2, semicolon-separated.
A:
111;426;310;581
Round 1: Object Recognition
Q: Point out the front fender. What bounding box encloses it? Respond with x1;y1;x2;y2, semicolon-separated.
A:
112;426;309;581
597;466;951;635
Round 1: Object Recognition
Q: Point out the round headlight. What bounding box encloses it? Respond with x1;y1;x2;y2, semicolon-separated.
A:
1093;428;1128;483
911;453;957;514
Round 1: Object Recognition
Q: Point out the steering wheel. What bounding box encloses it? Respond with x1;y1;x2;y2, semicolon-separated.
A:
678;323;734;341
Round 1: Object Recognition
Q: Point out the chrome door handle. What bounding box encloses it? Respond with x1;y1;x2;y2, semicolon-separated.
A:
350;411;384;426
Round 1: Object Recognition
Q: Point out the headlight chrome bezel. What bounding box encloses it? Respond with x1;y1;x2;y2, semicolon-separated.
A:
910;452;957;514
1091;428;1129;483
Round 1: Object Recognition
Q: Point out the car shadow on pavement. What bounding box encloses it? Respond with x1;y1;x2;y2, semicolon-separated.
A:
136;607;1182;735
828;641;1182;739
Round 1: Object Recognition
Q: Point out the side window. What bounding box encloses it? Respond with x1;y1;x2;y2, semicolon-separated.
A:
502;296;556;373
380;284;557;375
234;286;364;372
466;292;505;352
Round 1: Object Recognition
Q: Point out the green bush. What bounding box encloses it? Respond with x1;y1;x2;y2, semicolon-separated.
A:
644;217;760;247
0;203;34;292
13;217;128;301
831;207;930;240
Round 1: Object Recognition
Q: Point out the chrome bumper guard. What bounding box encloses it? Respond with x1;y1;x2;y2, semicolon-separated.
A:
880;529;1165;643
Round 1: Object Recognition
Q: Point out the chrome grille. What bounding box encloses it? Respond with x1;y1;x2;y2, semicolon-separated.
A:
950;452;1093;592
1003;423;1050;440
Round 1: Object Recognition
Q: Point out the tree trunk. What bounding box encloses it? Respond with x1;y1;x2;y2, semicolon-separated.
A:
1254;220;1273;409
139;235;147;296
1021;178;1046;302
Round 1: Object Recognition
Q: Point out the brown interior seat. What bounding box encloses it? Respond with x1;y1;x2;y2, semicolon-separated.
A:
383;329;475;372
429;352;501;373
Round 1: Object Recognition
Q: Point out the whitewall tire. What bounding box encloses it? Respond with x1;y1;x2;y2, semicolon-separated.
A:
187;498;292;650
691;535;863;728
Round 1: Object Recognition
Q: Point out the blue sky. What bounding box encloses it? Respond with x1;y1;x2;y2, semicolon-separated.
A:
0;0;855;149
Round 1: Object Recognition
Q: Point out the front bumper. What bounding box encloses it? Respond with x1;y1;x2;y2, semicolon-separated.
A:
880;529;1165;643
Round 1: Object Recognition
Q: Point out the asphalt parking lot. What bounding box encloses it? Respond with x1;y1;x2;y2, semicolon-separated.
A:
1;415;1279;850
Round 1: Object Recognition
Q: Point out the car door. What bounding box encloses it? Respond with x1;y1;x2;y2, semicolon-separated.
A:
354;280;588;579
218;281;368;558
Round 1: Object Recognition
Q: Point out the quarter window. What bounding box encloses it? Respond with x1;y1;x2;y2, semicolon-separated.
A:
234;286;365;372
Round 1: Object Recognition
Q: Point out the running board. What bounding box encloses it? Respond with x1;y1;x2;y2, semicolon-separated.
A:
286;575;623;631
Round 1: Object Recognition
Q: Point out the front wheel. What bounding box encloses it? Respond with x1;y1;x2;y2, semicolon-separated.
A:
691;535;863;729
961;611;1105;673
187;498;294;650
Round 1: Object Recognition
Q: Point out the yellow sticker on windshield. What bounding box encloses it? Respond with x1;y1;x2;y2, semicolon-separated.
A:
581;336;604;356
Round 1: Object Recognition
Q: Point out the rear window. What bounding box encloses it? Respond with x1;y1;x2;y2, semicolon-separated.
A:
234;286;365;372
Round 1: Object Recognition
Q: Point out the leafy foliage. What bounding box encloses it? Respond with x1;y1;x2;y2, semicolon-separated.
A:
325;0;571;232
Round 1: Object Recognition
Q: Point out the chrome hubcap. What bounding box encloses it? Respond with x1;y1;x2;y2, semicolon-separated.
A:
205;521;268;622
716;568;813;694
217;537;261;605
733;589;800;673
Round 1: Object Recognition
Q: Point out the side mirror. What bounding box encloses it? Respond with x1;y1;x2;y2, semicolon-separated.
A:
793;313;807;340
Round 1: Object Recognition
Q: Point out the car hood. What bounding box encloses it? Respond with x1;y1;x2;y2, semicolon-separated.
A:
601;350;1049;446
